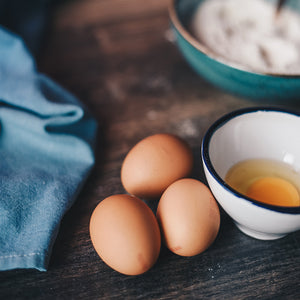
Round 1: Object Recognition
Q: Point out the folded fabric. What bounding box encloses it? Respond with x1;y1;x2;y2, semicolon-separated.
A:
0;0;52;54
0;26;97;271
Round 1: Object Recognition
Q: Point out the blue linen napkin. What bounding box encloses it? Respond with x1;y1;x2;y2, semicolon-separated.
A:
0;26;97;271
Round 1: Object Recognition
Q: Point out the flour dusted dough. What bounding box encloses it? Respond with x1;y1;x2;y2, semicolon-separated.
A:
191;0;300;74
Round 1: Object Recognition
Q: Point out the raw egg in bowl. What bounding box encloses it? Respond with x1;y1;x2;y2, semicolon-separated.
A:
169;0;300;101
201;107;300;240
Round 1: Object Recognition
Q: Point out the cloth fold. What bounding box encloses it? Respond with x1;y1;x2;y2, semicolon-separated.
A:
0;26;97;271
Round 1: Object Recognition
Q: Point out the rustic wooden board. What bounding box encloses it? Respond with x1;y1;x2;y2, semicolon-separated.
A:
1;0;300;299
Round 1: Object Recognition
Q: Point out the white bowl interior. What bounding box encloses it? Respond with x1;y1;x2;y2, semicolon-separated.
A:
209;110;300;179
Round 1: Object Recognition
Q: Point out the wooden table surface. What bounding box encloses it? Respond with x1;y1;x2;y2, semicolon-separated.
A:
1;0;300;299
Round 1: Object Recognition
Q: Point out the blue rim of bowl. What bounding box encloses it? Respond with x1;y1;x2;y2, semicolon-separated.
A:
169;0;300;78
201;106;300;214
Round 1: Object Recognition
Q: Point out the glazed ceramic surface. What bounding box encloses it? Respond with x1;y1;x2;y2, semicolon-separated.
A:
201;107;300;240
169;0;300;101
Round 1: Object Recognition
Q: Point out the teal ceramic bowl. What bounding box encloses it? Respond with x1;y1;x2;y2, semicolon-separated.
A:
169;0;300;101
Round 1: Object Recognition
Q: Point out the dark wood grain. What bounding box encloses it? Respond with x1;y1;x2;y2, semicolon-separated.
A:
1;0;300;299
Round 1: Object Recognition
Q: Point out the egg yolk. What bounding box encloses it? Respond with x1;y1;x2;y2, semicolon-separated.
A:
246;177;300;207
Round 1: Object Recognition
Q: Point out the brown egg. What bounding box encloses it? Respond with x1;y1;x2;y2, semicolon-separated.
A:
121;133;193;198
156;178;220;256
89;194;161;275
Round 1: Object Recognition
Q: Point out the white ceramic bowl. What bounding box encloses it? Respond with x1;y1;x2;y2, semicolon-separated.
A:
201;107;300;240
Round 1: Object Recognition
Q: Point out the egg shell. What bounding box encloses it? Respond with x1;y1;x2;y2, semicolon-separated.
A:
121;133;193;198
89;194;161;275
156;178;220;256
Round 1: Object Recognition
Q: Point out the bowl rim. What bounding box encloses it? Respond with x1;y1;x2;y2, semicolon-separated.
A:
201;106;300;214
169;0;300;78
